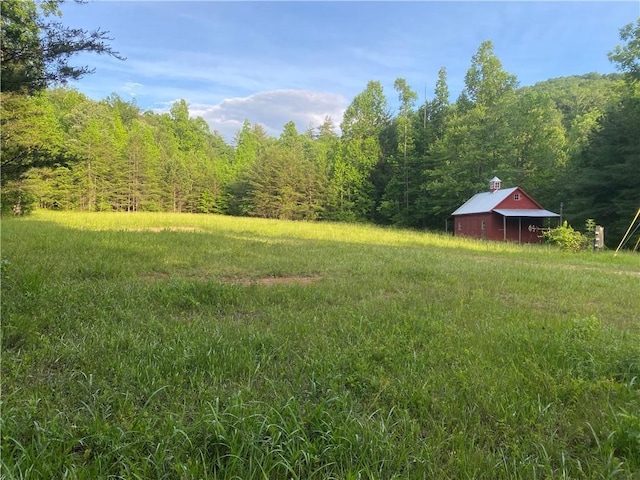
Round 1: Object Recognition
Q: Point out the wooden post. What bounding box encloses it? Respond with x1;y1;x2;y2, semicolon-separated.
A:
518;217;522;244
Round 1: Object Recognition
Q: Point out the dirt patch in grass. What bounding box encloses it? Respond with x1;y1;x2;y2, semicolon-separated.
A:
232;275;321;286
139;272;321;286
139;271;171;282
126;227;201;233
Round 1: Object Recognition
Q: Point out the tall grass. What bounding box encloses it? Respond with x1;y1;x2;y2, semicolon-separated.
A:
2;211;639;478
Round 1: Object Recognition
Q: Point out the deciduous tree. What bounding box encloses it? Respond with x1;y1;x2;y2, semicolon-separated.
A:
608;18;640;82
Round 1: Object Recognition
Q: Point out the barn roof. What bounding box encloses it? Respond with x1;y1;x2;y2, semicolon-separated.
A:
494;209;559;218
451;187;518;215
451;187;559;217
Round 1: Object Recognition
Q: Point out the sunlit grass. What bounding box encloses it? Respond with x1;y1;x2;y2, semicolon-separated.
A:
20;209;532;249
2;211;639;478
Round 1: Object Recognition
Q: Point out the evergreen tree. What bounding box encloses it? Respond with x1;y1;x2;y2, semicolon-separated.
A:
332;81;390;221
0;92;66;185
0;0;123;94
411;68;452;229
123;119;159;211
246;124;325;220
378;78;419;225
226;120;269;215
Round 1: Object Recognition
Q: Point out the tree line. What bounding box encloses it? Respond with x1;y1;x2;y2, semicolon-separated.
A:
2;0;638;246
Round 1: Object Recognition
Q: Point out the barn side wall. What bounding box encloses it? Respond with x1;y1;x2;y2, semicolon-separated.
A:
454;213;493;239
453;213;547;243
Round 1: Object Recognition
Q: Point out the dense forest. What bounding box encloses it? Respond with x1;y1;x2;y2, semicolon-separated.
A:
2;2;639;246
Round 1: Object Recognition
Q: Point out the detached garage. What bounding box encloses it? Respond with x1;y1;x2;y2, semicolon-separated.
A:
451;177;559;243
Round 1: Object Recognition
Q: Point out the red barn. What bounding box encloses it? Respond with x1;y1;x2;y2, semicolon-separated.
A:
451;177;559;243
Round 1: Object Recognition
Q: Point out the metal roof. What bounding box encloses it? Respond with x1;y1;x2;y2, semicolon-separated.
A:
451;187;559;217
493;209;560;218
451;187;518;215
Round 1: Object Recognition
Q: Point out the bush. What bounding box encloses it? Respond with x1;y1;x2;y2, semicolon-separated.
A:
543;221;589;252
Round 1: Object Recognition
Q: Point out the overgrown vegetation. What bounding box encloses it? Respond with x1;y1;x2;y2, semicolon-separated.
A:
543;221;589;252
2;211;639;478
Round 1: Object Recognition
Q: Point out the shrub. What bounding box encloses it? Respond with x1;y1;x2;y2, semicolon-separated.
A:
543;221;589;252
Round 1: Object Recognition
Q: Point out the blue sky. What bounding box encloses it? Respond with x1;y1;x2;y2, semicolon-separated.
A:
60;1;639;142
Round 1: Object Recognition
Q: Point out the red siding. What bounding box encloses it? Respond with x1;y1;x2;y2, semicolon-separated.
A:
453;187;549;243
454;212;546;243
495;188;542;210
455;213;493;239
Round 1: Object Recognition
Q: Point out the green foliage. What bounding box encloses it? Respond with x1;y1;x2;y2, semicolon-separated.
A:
611;409;640;465
226;121;271;215
0;0;122;201
566;81;640;245
0;0;122;94
423;42;524;227
0;91;68;185
500;90;568;199
525;74;622;131
333;81;390;221
462;40;518;108
0;184;36;215
5;29;637;249
378;78;419;226
246;140;325;221
608;18;640;82
543;221;589;251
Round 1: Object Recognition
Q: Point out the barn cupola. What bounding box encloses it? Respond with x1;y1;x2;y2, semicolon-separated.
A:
489;176;502;193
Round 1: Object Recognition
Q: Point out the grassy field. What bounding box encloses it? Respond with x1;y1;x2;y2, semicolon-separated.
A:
2;210;639;479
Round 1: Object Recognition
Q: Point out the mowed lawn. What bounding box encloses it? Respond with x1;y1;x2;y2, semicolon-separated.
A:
2;211;639;479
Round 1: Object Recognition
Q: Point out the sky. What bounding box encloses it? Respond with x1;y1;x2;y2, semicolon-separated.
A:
59;1;640;143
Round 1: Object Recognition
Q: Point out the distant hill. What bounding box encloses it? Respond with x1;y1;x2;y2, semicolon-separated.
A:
522;73;623;128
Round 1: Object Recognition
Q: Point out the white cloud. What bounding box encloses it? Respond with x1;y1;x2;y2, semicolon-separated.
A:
188;90;348;143
123;82;143;97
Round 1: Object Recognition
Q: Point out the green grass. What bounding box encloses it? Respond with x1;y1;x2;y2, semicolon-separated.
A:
2;210;639;479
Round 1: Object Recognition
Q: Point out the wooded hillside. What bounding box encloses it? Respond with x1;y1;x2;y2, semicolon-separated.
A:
2;16;639;246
